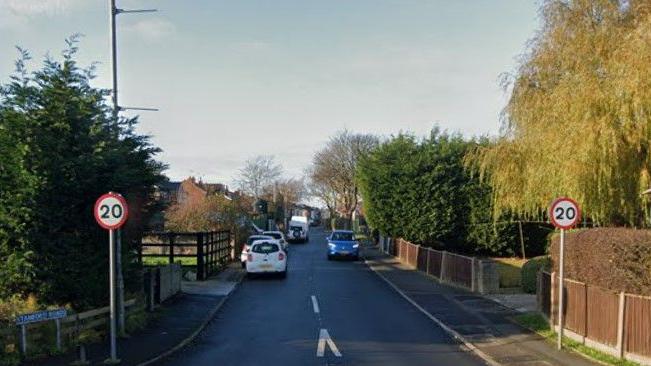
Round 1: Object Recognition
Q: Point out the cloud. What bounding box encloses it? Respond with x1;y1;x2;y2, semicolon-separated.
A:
123;18;176;42
2;0;77;17
0;0;81;29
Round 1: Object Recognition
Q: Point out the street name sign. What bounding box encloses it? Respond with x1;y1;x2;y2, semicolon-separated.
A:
16;309;67;325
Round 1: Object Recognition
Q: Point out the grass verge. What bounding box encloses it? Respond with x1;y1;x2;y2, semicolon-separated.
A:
513;313;640;366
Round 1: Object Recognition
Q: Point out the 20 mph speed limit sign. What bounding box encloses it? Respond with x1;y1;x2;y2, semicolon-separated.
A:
94;192;129;230
549;197;581;229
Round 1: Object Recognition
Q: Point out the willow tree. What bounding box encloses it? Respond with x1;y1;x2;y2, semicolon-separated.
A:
470;0;651;226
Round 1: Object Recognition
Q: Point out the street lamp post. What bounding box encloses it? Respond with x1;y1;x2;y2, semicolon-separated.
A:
107;1;158;359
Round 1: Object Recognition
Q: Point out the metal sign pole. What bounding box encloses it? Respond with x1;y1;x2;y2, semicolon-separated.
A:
557;228;565;350
109;229;118;362
117;228;125;336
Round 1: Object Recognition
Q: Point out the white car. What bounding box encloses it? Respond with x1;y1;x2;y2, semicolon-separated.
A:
241;235;274;268
263;231;289;251
245;240;287;278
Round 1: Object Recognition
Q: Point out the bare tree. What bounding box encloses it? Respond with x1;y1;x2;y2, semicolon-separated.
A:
309;130;378;229
235;155;283;200
274;177;306;205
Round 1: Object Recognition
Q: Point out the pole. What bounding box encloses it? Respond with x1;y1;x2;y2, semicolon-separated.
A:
117;229;125;336
109;229;118;362
518;220;526;260
109;0;125;340
557;228;565;350
55;318;62;351
110;0;118;120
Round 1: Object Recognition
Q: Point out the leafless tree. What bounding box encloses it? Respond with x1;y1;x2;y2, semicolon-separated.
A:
235;155;283;200
309;130;378;229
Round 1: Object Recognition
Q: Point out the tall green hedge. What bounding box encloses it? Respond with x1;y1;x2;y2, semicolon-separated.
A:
357;129;549;256
0;40;165;309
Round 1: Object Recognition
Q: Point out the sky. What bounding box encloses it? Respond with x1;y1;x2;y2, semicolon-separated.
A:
0;0;540;187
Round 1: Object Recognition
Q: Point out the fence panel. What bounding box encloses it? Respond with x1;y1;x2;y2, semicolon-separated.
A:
586;286;619;346
540;272;551;318
625;294;651;358
407;242;418;268
427;250;442;279
445;253;472;288
563;280;587;336
140;231;232;280
416;246;428;272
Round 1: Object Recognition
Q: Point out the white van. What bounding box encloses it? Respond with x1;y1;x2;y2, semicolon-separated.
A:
287;216;309;243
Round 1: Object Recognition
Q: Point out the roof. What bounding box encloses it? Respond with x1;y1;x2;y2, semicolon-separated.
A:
158;181;181;191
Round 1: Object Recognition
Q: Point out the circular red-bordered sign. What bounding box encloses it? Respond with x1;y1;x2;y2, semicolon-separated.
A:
94;192;129;230
549;197;581;229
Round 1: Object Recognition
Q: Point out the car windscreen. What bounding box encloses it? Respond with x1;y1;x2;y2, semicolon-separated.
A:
264;233;282;239
247;236;272;245
331;232;354;241
251;243;279;254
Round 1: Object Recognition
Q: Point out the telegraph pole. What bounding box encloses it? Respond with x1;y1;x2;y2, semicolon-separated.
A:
108;0;158;341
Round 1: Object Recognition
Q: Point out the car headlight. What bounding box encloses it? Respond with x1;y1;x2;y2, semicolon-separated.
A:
353;244;359;249
328;243;336;248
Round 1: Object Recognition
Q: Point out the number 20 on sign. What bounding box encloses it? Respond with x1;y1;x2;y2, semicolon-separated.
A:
94;192;128;363
549;197;580;351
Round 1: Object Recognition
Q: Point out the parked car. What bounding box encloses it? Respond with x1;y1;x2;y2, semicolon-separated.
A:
246;240;287;278
241;235;274;268
262;231;289;251
288;216;309;243
327;230;359;260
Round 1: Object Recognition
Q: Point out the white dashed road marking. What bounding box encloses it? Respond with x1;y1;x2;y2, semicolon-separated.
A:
311;295;320;314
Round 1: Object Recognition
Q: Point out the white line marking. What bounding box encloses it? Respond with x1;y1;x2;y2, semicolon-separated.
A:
316;329;342;357
311;295;320;314
365;259;502;366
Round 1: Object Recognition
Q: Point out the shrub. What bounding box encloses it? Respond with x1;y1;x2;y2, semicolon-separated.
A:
549;228;651;294
521;256;551;294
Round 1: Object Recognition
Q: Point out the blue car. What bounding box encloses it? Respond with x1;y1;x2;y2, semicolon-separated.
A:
327;230;360;260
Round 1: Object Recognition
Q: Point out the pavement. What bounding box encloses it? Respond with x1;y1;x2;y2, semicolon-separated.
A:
160;227;485;366
27;263;244;366
363;247;600;366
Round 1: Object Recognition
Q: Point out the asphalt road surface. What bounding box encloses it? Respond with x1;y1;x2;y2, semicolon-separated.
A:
161;227;484;366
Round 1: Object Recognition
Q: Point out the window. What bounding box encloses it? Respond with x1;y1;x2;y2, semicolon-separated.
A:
332;232;354;241
247;236;272;245
264;232;282;240
251;243;279;254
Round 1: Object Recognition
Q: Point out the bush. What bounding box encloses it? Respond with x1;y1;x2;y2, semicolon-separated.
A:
549;228;651;295
521;256;551;294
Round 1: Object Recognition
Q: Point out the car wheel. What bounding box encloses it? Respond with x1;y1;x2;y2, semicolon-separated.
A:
279;271;287;279
327;255;332;261
353;255;359;261
241;261;246;269
246;272;255;279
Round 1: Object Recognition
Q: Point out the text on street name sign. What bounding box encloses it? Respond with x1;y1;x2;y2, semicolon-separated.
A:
16;309;67;325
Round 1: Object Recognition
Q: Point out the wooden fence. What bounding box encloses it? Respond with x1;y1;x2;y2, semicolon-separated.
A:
0;299;142;359
138;230;232;280
539;271;651;365
389;238;497;293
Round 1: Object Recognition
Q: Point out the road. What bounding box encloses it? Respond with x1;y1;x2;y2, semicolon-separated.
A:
161;227;484;366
